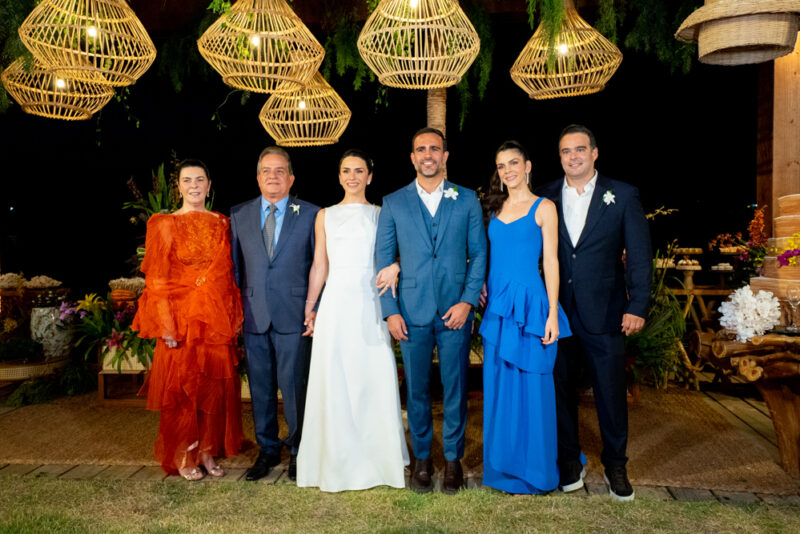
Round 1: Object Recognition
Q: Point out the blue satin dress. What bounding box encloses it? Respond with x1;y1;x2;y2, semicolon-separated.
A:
479;197;572;494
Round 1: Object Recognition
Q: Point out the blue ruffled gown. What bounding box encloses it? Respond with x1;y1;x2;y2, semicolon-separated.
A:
479;197;572;494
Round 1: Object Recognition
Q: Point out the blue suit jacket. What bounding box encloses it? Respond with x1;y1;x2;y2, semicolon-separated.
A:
230;195;320;334
536;175;651;334
376;180;487;326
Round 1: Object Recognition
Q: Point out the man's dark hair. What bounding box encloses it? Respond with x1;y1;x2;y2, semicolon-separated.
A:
411;127;447;152
257;146;293;174
177;159;210;180
339;148;374;175
559;124;597;149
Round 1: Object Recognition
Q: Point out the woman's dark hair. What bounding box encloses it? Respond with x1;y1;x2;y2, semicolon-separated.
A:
177;158;211;180
481;141;531;224
339;148;374;174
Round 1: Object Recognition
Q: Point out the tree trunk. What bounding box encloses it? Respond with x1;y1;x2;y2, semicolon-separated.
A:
426;88;446;136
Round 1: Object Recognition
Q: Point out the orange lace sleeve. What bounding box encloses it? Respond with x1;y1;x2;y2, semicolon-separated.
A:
133;214;178;340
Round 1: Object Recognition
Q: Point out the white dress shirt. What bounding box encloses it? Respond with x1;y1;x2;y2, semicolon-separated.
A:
415;179;444;216
562;171;598;247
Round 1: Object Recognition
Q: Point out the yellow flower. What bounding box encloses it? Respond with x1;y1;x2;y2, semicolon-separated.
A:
77;293;105;312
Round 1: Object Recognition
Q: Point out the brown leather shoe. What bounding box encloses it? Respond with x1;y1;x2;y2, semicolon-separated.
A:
442;460;464;495
410;457;433;493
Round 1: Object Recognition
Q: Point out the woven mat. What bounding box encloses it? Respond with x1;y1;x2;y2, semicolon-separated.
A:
0;387;797;494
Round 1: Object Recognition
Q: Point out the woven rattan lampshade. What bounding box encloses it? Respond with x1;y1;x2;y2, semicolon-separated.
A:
676;0;800;66
357;0;480;89
18;0;156;87
1;58;115;120
259;72;351;147
198;0;325;94
510;0;622;100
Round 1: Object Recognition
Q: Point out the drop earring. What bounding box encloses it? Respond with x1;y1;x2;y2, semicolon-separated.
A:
500;181;504;192
526;172;530;185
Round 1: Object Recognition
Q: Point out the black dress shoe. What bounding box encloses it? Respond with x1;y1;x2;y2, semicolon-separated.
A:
558;460;586;493
442;460;464;495
410;457;433;494
288;454;297;481
604;465;634;502
245;451;280;481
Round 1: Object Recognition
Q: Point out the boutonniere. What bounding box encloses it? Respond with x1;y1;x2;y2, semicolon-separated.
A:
290;203;300;214
602;190;615;205
444;186;459;200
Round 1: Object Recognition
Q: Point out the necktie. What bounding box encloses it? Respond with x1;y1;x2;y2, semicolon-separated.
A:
263;203;277;260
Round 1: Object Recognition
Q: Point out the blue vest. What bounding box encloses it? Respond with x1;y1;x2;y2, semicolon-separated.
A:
418;195;443;247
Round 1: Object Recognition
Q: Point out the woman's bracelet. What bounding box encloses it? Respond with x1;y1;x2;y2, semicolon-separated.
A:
306;300;316;304
549;305;558;310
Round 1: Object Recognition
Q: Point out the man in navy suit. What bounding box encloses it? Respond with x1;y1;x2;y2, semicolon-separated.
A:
536;125;651;501
230;146;320;482
376;128;487;494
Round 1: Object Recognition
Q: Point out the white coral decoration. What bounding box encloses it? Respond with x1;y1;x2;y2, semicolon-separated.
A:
718;285;781;342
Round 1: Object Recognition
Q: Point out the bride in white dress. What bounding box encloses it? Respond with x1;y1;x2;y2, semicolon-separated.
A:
297;149;410;492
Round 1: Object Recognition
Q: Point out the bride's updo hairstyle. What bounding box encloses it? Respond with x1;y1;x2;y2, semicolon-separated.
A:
339;148;374;174
481;140;531;224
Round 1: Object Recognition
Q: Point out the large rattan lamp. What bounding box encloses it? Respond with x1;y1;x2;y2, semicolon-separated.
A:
198;0;325;94
357;0;480;89
259;72;352;147
1;58;115;120
676;0;800;66
17;0;156;87
510;0;622;100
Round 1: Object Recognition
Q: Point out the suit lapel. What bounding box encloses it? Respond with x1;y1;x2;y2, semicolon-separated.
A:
404;182;433;251
434;180;454;253
271;195;297;262
546;180;572;250
248;197;268;256
575;176;610;250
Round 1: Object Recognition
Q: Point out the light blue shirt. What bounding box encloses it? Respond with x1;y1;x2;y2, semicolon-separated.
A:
260;195;290;249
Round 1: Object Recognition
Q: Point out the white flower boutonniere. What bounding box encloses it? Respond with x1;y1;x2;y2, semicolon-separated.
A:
603;190;615;205
290;203;300;214
444;187;459;200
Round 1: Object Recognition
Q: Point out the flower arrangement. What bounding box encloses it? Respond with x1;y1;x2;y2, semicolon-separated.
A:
775;233;800;267
71;293;154;371
718;285;781;342
708;206;769;282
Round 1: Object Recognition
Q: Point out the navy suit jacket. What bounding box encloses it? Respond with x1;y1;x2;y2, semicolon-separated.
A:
375;180;487;326
230;195;320;334
536;175;651;334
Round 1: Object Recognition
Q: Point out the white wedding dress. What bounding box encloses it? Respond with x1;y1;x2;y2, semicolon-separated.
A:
297;203;409;492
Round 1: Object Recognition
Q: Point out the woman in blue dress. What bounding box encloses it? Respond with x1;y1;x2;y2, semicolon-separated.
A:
479;140;571;494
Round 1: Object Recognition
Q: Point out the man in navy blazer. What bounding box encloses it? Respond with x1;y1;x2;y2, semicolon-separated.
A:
536;125;651;502
376;128;487;494
230;146;320;482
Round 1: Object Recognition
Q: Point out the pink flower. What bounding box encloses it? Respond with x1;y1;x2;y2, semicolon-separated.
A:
108;328;124;349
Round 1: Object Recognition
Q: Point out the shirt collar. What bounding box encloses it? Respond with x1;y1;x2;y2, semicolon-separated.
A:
562;171;598;195
261;195;290;213
415;179;444;197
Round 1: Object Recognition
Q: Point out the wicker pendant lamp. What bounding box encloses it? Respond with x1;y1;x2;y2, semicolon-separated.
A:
17;0;156;87
510;0;622;100
198;0;325;94
676;0;800;66
259;72;352;147
1;58;115;120
357;0;480;89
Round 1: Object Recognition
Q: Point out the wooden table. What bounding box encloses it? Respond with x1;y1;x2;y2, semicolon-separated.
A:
693;331;800;477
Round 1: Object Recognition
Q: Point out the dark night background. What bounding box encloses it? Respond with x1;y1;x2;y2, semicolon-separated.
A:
0;10;757;295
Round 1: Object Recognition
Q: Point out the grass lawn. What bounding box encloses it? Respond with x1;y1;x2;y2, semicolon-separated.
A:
1;478;799;533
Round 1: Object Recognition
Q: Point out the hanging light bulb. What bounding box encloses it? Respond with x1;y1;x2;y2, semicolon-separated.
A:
557;43;568;55
86;25;97;38
298;99;306;109
54;78;66;89
250;34;261;47
409;0;419;8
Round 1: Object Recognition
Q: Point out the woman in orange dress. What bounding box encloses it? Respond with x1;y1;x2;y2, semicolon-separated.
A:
133;159;245;480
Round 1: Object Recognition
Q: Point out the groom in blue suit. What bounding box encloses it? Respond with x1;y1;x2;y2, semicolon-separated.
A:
536;125;651;502
376;128;487;494
231;146;319;482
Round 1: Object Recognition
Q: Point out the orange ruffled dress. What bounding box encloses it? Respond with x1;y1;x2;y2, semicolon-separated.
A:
133;211;245;475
